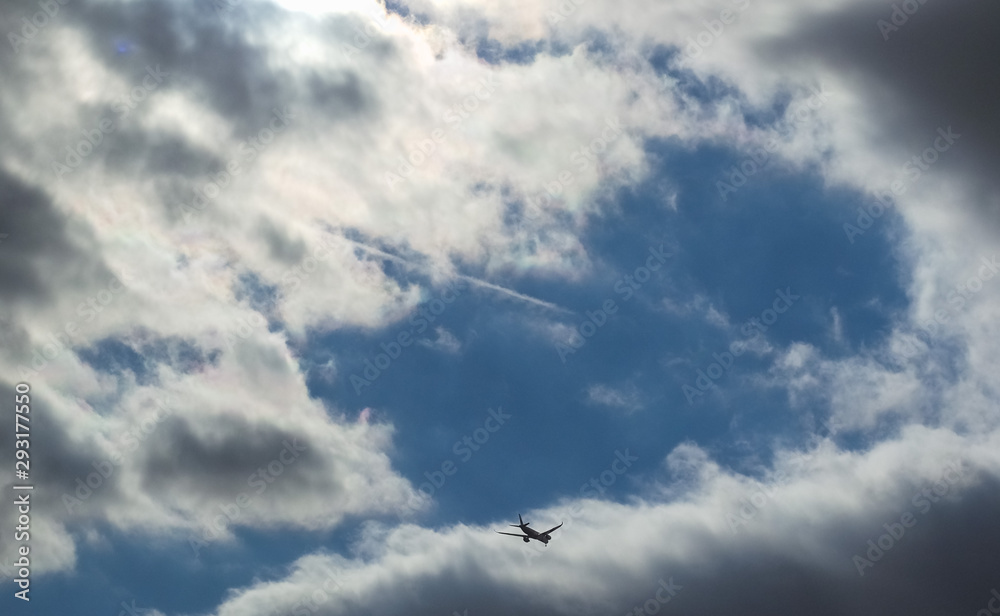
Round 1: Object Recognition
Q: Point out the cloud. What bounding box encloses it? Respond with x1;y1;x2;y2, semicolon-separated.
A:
0;353;427;573
3;0;1000;613
762;0;1000;231
660;293;729;329
206;429;1000;616
0;168;113;312
584;383;643;414
418;326;461;354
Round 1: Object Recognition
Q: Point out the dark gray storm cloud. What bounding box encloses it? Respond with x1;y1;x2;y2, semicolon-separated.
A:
765;0;1000;226
72;0;293;134
257;215;307;264
657;477;1000;616
139;413;327;501
224;467;1000;616
103;128;223;178
0;168;113;311
0;381;130;548
32;0;386;228
67;0;377;134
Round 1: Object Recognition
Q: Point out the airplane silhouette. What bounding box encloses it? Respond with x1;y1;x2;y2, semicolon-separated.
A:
495;514;563;546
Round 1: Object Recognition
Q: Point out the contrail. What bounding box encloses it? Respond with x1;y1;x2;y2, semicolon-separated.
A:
340;236;572;314
456;275;572;314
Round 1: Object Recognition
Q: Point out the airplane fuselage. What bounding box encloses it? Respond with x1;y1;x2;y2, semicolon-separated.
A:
518;525;552;544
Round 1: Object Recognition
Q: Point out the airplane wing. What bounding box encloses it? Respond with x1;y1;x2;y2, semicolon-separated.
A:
495;531;529;538
539;522;563;535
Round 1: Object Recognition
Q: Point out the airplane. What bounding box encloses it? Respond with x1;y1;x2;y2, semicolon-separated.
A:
495;514;563;546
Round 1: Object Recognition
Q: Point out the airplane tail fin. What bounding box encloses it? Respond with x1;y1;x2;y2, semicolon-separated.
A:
510;513;527;527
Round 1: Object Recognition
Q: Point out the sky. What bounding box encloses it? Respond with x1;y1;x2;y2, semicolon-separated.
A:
1;0;1000;614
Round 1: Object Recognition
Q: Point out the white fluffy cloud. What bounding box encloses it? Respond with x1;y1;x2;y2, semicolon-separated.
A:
207;428;1000;616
